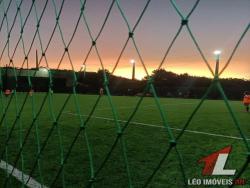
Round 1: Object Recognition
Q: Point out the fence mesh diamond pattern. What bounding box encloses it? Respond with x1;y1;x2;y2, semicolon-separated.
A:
0;0;249;187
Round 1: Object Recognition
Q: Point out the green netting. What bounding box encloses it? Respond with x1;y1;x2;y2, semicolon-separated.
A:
0;0;249;187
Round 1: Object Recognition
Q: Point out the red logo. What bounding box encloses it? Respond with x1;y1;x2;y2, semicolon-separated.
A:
198;146;236;176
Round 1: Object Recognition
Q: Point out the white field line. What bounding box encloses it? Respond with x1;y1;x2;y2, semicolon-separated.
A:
64;111;250;141
94;102;195;111
0;160;47;188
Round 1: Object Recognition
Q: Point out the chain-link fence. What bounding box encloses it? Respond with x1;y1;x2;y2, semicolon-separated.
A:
0;0;249;187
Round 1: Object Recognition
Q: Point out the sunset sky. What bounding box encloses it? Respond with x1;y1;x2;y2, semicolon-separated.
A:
0;0;249;80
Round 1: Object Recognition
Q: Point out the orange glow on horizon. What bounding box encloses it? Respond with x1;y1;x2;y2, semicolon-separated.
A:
79;59;250;80
5;58;249;81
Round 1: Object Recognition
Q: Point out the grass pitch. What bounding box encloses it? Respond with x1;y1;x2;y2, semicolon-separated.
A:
0;93;249;187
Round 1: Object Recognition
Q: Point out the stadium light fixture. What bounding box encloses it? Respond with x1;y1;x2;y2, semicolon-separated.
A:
214;50;221;61
213;50;221;55
130;59;135;64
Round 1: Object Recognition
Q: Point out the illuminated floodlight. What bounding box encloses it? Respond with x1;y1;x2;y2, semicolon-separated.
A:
213;50;222;64
130;59;135;64
213;50;221;55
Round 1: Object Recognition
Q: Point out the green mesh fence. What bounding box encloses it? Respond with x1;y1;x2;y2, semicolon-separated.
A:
0;0;249;187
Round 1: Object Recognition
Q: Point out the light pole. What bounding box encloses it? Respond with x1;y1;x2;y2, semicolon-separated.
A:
81;64;86;77
130;59;135;80
36;49;39;70
213;50;221;76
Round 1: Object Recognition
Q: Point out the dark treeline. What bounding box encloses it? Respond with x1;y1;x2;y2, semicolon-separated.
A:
149;69;250;100
1;68;249;100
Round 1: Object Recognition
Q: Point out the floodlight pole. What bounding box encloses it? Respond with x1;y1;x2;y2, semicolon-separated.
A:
36;49;38;70
214;51;221;79
5;64;8;90
130;60;135;80
81;64;86;77
132;63;135;80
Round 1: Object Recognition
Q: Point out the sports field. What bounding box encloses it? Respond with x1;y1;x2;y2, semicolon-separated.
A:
0;93;249;187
